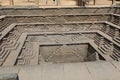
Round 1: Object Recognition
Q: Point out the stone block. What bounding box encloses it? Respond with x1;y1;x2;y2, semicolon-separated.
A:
0;73;18;80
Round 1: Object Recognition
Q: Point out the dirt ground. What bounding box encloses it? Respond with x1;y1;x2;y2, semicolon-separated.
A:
0;0;116;7
0;0;36;6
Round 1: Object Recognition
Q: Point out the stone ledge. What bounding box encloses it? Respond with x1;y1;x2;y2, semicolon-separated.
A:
0;73;18;80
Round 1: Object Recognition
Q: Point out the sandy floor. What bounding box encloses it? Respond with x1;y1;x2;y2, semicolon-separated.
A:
0;0;36;6
0;0;117;7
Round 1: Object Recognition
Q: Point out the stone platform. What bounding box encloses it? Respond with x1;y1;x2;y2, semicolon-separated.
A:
0;61;120;80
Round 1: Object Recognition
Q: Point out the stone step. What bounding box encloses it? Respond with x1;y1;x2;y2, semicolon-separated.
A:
111;54;119;61
110;55;117;60
100;45;109;52
113;51;120;58
104;44;110;49
98;47;107;54
0;49;8;60
0;49;10;62
114;48;120;54
114;37;120;44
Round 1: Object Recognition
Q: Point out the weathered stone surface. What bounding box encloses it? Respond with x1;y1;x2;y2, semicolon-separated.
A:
0;73;18;80
0;6;119;80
